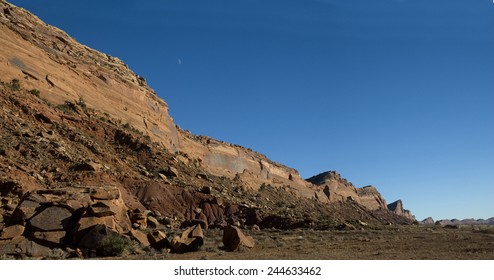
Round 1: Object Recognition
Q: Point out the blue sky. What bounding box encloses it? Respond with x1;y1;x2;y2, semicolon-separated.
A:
9;0;494;221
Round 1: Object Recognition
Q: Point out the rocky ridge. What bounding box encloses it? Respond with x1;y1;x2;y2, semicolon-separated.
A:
0;1;416;258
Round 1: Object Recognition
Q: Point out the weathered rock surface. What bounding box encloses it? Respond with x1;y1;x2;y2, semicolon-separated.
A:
170;224;204;253
0;224;25;239
129;229;150;247
0;186;132;256
222;225;255;251
147;230;169;250
28;206;72;231
356;185;387;210
306;171;389;211
387;200;415;221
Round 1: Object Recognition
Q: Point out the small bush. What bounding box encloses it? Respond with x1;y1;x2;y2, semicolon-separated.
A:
29;89;40;97
76;97;86;108
56;101;76;114
97;235;132;257
8;79;20;91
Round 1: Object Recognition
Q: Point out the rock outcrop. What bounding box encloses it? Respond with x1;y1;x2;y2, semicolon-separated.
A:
387;200;415;221
420;217;435;225
306;171;361;203
0;186;132;257
356;185;387;210
306;171;388;210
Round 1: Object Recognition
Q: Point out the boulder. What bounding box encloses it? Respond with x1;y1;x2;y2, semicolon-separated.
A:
31;231;66;247
222;225;255;251
28;206;72;231
13;237;52;257
130;211;147;230
9;199;41;224
129;229;150;246
147;230;169;250
163;166;179;177
201;186;211;194
0;224;25;239
336;222;357;231
78;224;117;250
170;224;204;253
147;216;160;228
89;201;116;217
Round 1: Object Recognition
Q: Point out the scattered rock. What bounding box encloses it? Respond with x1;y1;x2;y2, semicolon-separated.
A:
336;222;357;231
162;166;179;177
129;229;150;247
222;225;255;251
147;216;159;228
201;186;211;195
130;210;147;230
70;161;102;172
147;230;169;250
171;224;204;253
0;224;25;239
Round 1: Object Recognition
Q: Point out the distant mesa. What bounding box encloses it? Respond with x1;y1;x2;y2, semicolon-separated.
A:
433;218;494;226
420;217;435;225
306;171;415;220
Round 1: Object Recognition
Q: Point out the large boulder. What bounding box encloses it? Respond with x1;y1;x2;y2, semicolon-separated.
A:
170;224;204;253
147;230;169;250
0;224;25;240
222;225;255;251
28;206;72;231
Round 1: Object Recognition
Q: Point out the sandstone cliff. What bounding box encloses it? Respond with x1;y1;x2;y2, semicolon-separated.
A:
387;200;415;221
0;0;414;242
306;171;389;211
0;1;316;196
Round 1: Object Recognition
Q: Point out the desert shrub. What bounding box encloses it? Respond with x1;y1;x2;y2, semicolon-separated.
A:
29;89;40;97
76;97;86;108
8;79;20;91
97;234;132;257
55;101;76;114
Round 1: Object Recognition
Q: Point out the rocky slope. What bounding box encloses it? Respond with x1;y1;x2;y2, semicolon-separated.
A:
0;1;415;258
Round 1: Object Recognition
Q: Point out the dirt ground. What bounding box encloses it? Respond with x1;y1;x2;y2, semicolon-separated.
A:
128;225;494;260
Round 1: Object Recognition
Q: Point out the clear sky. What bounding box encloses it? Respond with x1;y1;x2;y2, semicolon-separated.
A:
9;0;494;221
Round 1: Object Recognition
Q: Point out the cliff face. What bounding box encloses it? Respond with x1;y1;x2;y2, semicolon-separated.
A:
0;1;310;193
306;171;389;211
357;185;387;211
0;1;415;230
387;200;415;221
0;2;179;149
